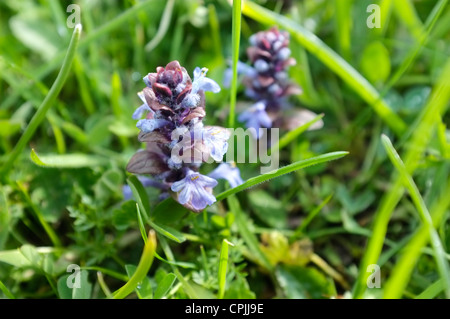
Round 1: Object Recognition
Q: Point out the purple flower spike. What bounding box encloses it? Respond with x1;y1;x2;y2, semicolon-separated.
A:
171;170;218;211
127;61;226;213
208;162;244;188
238;102;272;139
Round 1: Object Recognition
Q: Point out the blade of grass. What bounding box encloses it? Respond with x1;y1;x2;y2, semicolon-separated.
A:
383;176;450;299
334;0;352;61
0;24;82;178
415;279;444;299
218;239;234;299
145;0;175;52
296;193;333;234
381;135;450;298
97;272;112;298
30;149;108;168
352;58;450;299
241;1;407;137
216;151;348;202
228;0;242;128
112;230;156;299
208;4;223;59
0;280;15;299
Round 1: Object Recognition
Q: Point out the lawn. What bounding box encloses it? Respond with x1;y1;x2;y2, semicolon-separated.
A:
0;0;449;300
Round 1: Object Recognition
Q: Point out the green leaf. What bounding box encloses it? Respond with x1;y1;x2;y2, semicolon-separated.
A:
0;249;31;268
275;265;334;299
20;245;41;267
72;270;92;299
216;152;348;202
153;197;188;224
0;189;10;250
154;273;177;299
147;221;186;244
248;190;287;228
127;176;186;243
223;274;256;299
57;270;92;299
57;275;73;299
30;149;108;168
360;41;391;84
218;239;234;299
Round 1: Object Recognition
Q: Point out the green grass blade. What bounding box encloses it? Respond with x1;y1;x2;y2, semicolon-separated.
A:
241;1;406;137
0;24;81;178
381;135;450;298
216;151;348;201
145;0;175;52
228;0;242;128
217;239;234;299
415;279;444;299
30;149;108;168
136;204;148;243
334;0;352;61
227;195;272;271
382;177;450;298
352;58;450;299
0;280;15;299
113;230;156;299
296;193;333;234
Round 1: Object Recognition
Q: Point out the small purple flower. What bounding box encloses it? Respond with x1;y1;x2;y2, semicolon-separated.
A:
182;67;220;109
136;118;172;133
171;170;218;211
208;162;244;188
202;126;230;162
192;67;221;94
238;102;272;138
223;61;258;88
132;91;153;120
